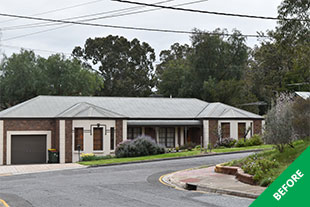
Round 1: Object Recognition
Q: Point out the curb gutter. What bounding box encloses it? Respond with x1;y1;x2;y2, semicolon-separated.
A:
87;148;267;168
160;167;260;199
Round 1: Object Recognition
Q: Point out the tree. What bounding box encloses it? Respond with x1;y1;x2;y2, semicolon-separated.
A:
72;35;156;96
0;50;41;108
0;50;103;110
247;0;310;112
263;93;295;152
156;43;193;97
38;54;103;96
157;29;258;112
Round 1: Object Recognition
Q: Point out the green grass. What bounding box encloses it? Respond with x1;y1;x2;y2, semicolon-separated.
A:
225;140;310;186
213;144;273;153
79;144;272;166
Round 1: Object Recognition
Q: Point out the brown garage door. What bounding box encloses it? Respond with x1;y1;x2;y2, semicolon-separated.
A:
11;135;47;164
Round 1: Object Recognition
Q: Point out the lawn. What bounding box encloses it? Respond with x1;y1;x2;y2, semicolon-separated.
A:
79;144;273;166
225;139;310;186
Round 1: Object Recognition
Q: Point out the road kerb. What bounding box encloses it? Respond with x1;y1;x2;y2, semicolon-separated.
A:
160;167;260;199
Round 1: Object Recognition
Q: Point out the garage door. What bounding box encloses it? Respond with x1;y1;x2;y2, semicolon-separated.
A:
11;135;47;164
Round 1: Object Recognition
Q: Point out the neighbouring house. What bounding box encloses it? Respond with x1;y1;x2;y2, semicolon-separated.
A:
0;96;263;165
295;91;310;100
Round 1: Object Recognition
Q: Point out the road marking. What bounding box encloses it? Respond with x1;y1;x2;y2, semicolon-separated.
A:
0;199;9;207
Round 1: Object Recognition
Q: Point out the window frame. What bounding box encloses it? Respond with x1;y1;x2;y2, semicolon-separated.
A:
127;127;142;140
74;127;84;151
93;127;104;151
159;127;175;148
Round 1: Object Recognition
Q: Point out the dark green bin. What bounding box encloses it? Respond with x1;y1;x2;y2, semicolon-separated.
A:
48;150;59;163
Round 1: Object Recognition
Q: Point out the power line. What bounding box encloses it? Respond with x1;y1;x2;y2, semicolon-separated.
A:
112;0;309;22
1;0;175;31
1;0;176;41
0;44;71;55
0;12;266;41
0;0;106;24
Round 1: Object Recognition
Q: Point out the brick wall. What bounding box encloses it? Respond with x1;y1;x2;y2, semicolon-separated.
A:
208;120;218;147
115;120;123;146
3;119;57;165
253;120;262;135
65;120;72;163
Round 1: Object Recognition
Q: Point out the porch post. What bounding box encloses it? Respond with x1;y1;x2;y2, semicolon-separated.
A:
155;127;159;143
203;120;209;149
180;127;184;146
59;120;66;164
175;127;178;147
141;127;145;136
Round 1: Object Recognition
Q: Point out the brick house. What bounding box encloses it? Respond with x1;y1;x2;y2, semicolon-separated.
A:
0;96;263;165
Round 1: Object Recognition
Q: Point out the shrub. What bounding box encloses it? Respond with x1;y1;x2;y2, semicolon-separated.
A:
241;153;279;184
81;153;112;161
235;139;246;147
115;136;165;158
81;153;96;161
263;93;296;152
248;134;263;146
179;142;196;150
214;138;236;148
194;145;201;150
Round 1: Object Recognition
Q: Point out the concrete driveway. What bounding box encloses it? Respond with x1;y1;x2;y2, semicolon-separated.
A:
0;163;86;176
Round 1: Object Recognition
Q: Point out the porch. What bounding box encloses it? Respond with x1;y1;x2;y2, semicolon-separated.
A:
126;120;203;148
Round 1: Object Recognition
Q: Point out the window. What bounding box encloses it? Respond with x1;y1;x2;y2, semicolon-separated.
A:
127;127;142;140
74;128;83;151
159;127;175;148
221;123;230;138
110;127;115;150
93;127;103;151
238;123;246;139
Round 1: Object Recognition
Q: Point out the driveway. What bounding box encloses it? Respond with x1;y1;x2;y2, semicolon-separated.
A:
0;163;86;176
0;152;254;207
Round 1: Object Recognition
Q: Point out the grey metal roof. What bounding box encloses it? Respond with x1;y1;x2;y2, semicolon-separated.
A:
0;95;263;119
196;102;262;119
295;91;310;100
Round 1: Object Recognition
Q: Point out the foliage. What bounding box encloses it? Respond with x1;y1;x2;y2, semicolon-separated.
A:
235;139;246;148
241;153;279;185
81;153;112;161
227;140;309;186
115;136;165;158
263;93;295;152
291;97;310;138
214;138;236;148
73;35;156;97
0;50;103;110
179;142;196;150
156;29;259;113
246;0;310;115
248;134;264;146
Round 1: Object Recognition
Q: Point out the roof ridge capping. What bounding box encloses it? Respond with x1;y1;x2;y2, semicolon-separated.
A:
55;101;126;118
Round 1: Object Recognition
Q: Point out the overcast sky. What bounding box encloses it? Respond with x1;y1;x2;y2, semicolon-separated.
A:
0;0;282;61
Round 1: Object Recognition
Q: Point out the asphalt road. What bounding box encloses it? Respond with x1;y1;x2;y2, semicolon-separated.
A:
0;152;254;207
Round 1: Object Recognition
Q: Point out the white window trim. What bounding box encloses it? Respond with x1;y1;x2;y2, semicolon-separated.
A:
6;131;51;165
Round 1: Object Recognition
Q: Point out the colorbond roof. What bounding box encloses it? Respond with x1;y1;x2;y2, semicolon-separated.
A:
295;91;310;100
0;96;263;119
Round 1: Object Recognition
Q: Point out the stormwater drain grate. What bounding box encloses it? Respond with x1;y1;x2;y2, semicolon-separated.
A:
185;183;197;191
